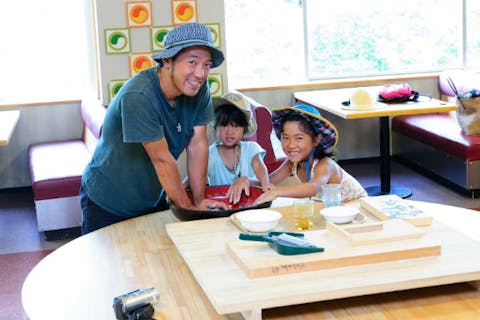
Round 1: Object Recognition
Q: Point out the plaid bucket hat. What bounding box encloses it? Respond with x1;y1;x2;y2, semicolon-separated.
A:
152;23;224;68
272;104;338;152
212;92;257;138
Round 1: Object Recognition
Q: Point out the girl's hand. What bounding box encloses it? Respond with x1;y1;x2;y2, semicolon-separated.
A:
254;190;277;204
261;182;275;193
227;176;249;204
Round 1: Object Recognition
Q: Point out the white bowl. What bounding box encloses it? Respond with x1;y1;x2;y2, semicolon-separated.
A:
320;206;360;224
235;209;282;232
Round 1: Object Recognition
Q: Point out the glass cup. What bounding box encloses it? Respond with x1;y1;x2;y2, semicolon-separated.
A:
293;198;314;230
321;184;342;208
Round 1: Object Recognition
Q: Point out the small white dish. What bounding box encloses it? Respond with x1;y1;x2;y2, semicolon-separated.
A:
235;209;282;232
320;206;360;224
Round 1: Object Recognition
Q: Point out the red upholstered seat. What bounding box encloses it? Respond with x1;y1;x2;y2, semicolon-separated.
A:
392;113;480;161
29;140;90;200
28;96;106;232
241;97;286;173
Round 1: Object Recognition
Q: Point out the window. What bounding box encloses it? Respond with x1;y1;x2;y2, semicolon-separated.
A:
466;1;480;66
224;0;304;88
224;0;480;88
0;0;92;104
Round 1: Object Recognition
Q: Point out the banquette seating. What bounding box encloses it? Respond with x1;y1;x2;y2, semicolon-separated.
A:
392;70;480;195
28;96;106;236
240;92;287;173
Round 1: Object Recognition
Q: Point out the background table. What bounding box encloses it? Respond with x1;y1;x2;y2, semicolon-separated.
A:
0;110;20;146
294;87;457;198
22;201;480;320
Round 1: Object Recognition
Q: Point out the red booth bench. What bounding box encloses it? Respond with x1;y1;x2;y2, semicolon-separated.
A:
392;70;480;194
28;97;106;236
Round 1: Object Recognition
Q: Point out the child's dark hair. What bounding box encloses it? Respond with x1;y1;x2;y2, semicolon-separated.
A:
280;114;335;159
214;104;249;131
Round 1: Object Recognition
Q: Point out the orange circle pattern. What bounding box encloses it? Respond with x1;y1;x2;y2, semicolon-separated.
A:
176;3;194;22
130;5;149;24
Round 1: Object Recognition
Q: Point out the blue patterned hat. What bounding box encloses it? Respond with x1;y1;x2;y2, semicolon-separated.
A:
272;105;338;152
152;23;224;68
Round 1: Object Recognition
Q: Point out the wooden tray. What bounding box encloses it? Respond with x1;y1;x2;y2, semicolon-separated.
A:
326;219;425;246
226;225;441;278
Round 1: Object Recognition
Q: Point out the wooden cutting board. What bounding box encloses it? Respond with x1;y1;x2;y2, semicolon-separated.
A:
226;220;441;279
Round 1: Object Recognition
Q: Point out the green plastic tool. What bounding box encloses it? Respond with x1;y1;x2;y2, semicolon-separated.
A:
239;232;325;255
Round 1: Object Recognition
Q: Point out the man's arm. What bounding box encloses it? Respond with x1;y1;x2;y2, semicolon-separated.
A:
143;138;193;208
186;125;208;205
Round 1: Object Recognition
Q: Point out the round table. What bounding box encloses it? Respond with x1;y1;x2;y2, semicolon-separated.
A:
22;201;480;319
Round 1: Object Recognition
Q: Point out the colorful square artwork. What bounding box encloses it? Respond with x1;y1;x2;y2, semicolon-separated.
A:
129;52;155;76
126;1;153;28
172;0;198;25
150;26;174;52
104;28;131;54
205;23;221;48
108;79;129;102
208;73;223;98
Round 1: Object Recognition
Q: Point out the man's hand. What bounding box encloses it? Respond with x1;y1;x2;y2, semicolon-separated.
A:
195;198;229;210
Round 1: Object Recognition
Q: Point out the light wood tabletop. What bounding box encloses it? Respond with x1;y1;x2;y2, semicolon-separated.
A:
0;110;20;146
294;87;458;198
293;87;458;120
22;201;480;320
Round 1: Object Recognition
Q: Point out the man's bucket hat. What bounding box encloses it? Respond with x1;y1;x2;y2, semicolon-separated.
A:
152;23;224;68
212;92;257;138
272;104;338;152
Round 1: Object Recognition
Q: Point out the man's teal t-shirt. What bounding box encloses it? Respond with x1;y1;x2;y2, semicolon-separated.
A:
82;67;212;217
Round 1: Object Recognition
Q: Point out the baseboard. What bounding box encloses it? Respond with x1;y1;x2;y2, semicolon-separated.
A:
44;227;81;241
393;155;480;199
0;186;33;194
337;157;380;166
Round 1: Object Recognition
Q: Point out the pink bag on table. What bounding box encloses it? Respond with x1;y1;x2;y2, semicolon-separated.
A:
378;83;418;103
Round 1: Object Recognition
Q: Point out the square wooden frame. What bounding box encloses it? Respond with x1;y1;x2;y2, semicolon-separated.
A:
208;73;224;98
150;25;174;52
126;1;153;28
171;0;198;25
104;28;131;54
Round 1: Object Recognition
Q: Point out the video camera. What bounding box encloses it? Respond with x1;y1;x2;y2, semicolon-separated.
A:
113;287;159;320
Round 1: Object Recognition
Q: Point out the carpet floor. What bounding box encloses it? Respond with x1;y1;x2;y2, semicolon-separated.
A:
0;250;52;319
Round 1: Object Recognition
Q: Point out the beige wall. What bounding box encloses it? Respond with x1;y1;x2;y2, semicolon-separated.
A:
95;0;228;105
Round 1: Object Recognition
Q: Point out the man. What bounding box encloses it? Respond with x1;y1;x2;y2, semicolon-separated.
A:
81;23;227;234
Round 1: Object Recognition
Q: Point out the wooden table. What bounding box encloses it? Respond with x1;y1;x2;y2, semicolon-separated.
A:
0;110;20;146
22;201;480;320
294;87;458;198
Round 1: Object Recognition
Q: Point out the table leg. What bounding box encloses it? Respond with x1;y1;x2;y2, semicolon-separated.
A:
364;116;412;198
241;308;262;320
